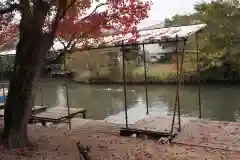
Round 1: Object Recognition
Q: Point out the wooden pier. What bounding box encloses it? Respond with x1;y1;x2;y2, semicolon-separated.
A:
0;105;47;117
120;116;197;139
0;105;86;127
119;115;240;151
30;107;86;126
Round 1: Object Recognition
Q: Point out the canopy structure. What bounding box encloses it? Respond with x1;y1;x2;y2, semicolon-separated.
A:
74;23;206;141
75;23;206;49
0;23;207;140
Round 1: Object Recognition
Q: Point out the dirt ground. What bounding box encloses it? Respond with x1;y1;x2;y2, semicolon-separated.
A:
0;119;240;160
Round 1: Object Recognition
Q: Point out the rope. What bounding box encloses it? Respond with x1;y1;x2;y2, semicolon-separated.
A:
65;84;71;130
177;40;186;132
170;37;186;139
40;86;44;106
121;41;128;129
170;35;179;138
142;43;149;115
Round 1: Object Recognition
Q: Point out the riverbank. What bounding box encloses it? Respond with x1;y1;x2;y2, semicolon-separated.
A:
1;118;240;159
73;79;240;85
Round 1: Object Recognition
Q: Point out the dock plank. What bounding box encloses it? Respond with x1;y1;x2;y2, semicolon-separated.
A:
0;105;47;117
172;119;240;151
120;116;197;139
31;107;86;123
129;116;197;134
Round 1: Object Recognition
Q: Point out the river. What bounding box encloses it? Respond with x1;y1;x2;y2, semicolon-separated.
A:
4;79;240;123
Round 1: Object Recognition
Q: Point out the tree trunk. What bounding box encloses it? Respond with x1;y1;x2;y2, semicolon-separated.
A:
1;28;54;148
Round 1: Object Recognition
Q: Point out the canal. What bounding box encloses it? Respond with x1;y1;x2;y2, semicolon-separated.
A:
4;79;240;123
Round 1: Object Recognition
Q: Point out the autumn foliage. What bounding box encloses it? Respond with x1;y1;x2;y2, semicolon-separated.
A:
0;13;18;49
1;0;151;50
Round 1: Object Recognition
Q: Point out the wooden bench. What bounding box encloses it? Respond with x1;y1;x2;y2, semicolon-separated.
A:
30;107;86;126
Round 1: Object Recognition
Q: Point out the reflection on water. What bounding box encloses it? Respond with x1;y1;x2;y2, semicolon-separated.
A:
105;96;168;124
56;85;66;107
32;79;240;123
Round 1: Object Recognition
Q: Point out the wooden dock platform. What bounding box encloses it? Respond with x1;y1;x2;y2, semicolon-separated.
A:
0;105;47;117
172;119;240;151
30;107;86;126
120;116;197;139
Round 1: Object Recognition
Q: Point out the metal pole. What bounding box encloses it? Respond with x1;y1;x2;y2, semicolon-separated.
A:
142;44;149;115
170;35;179;138
121;44;128;129
65;84;71;130
196;33;202;119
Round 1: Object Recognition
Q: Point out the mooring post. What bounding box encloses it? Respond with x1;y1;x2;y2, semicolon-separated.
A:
196;33;202;119
142;43;149;115
65;84;72;130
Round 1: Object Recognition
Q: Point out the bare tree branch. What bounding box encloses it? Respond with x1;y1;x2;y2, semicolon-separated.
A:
0;3;20;14
80;3;108;22
56;36;67;48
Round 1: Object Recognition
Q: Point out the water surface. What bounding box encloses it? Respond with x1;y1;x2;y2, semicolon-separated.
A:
22;79;240;123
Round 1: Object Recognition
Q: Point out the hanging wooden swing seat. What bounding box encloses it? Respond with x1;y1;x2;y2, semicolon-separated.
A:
29;107;86;126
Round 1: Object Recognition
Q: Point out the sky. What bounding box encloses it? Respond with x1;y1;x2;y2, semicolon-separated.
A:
139;0;211;28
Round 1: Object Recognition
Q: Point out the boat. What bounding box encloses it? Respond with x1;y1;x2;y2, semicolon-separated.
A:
0;88;8;103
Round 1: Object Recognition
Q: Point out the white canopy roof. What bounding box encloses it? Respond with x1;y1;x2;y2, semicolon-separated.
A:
108;23;206;44
0;24;207;55
75;23;206;48
0;50;16;56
